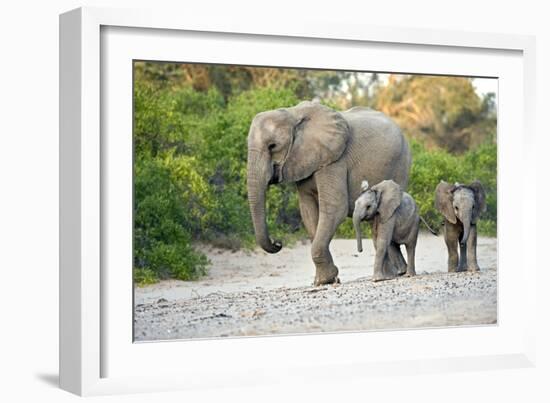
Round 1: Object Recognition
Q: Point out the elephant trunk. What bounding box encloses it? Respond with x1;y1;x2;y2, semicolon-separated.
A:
247;150;282;254
461;216;471;246
353;208;364;253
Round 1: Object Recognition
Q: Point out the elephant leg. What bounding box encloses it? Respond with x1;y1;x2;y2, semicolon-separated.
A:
466;224;481;272
372;224;397;279
381;252;398;279
458;242;467;272
389;243;407;275
311;163;348;286
405;223;419;277
371;221;378;250
444;222;460;273
405;241;417;277
297;183;319;241
372;217;397;282
371;221;399;279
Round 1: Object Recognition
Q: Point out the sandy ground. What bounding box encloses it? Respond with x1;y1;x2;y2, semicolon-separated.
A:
134;234;497;341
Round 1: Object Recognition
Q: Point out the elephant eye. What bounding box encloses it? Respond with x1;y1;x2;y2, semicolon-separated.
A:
268;143;277;151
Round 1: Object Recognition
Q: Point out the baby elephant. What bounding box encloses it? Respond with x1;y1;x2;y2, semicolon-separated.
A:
353;179;423;282
435;180;486;273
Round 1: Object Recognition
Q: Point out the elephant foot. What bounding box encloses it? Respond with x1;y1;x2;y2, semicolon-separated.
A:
390;250;407;275
448;266;458;273
467;265;481;272
404;268;416;277
372;271;398;282
314;264;339;286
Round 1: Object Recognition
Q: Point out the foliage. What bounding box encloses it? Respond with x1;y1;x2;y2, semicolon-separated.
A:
134;268;160;287
134;62;312;100
133;61;497;284
133;81;225;157
133;154;210;283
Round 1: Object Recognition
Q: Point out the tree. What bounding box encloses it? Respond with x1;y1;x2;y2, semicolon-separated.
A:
374;75;495;153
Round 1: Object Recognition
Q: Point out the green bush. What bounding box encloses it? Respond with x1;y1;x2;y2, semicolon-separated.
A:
133;154;210;285
134;82;225;157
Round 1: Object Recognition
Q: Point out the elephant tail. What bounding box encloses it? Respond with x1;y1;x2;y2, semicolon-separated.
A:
420;216;438;236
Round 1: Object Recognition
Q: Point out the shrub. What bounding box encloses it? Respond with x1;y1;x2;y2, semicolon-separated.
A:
134;81;224;157
133;154;210;283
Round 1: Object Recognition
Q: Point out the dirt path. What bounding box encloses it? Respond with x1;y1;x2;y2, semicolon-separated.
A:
134;235;497;341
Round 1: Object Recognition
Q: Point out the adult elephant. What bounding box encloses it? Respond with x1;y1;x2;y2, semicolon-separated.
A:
246;101;411;285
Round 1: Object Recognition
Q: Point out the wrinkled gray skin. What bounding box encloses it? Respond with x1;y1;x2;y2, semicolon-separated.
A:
353;180;419;281
247;101;411;286
435;180;487;273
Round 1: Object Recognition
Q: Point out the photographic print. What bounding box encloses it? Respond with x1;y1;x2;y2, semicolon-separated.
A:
132;62;497;341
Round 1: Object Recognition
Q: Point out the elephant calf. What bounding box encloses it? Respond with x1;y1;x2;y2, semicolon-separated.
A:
435;180;486;273
353;180;422;281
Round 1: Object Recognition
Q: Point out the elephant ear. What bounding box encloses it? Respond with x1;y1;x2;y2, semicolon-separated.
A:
468;180;486;223
283;101;350;182
435;181;457;224
371;180;403;223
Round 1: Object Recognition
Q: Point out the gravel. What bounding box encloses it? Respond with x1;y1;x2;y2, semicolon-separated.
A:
134;267;497;341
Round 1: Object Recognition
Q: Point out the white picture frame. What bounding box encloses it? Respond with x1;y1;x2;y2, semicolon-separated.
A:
59;6;537;396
